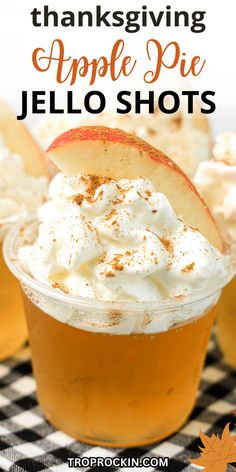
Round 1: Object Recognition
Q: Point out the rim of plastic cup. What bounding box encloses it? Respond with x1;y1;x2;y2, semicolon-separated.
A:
3;222;236;314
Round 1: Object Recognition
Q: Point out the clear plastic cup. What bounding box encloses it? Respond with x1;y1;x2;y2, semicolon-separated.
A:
0;242;27;360
217;276;236;368
4;222;235;447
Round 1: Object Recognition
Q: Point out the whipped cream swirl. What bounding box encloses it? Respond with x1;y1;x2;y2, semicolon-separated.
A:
195;132;236;239
18;173;225;304
0;135;48;241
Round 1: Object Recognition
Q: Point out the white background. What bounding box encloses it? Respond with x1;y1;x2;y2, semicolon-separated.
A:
0;0;235;137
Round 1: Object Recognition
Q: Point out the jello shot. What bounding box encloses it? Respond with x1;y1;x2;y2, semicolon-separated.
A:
5;127;234;446
0;101;48;359
195;132;236;368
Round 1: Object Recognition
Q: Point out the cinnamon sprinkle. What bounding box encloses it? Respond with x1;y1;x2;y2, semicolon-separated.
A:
137;190;148;201
113;263;124;271
181;262;195;273
70;175;111;206
91;310;123;327
109;311;123;323
52;282;69;294
109;253;125;271
104;271;115;277
125;250;133;256
159;237;173;252
71;194;84;205
86;175;110;199
105;210;117;221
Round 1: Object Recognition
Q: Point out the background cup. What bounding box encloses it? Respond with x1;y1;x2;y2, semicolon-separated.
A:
0;242;27;360
217;276;236;369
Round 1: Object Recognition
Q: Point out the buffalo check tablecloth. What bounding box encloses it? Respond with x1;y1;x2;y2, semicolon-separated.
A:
0;337;235;472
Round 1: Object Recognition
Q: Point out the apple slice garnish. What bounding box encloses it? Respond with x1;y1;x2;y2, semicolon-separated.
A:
47;126;223;252
0;101;48;177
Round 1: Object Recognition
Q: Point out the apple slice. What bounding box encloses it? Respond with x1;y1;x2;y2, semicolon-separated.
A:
47;126;223;251
0;101;47;177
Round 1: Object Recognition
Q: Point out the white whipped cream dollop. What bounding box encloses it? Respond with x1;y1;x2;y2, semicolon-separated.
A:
195;132;236;239
18;173;225;306
0;135;48;241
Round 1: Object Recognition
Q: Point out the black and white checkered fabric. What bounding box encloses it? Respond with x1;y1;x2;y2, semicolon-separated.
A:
0;337;235;472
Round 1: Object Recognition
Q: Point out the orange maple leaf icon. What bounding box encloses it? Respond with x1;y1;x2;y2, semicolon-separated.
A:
191;423;236;472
